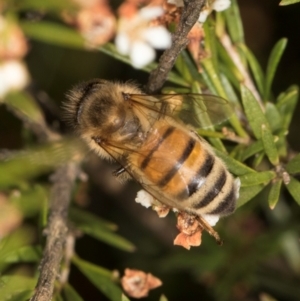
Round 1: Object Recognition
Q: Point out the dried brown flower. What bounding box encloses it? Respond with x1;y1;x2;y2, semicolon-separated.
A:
65;0;116;47
187;22;206;69
152;203;170;217
174;212;203;249
121;268;162;298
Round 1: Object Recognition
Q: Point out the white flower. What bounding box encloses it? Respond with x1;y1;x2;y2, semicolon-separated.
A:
212;0;231;12
115;6;172;69
198;8;210;23
0;60;29;98
135;189;154;208
197;0;231;24
139;6;164;20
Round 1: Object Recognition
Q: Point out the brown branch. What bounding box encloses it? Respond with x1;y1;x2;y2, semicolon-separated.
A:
30;163;77;301
145;0;204;94
6;92;79;300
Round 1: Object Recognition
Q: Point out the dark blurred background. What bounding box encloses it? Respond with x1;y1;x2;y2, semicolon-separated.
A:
1;1;300;300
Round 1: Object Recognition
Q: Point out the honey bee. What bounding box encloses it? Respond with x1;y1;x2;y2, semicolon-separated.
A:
64;79;240;243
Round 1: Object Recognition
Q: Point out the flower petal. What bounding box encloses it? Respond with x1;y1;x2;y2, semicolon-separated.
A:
139;6;164;20
115;33;131;55
130;41;155;68
212;0;231;12
198;9;210;23
0;60;29;98
144;26;172;49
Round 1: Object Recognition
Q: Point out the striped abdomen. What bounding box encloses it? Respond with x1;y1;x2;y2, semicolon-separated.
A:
130;121;238;216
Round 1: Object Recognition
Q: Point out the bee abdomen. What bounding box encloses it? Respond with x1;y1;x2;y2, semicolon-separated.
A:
188;153;237;216
133;123;237;216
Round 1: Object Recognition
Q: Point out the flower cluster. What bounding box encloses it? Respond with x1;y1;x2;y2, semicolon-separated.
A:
63;0;232;69
115;5;172;69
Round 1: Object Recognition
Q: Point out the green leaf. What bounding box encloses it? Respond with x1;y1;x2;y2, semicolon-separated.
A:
276;134;288;158
69;207;117;231
202;58;227;99
1;245;41;266
10;185;46;217
100;43;189;87
264;38;288;100
70;208;135;252
214;149;254;176
286;153;300;174
191;82;226;152
53;294;64;301
223;0;244;44
239;171;275;187
0;227;35;269
9;0;75;11
197;129;225;139
268;180;282;210
285;177;300;205
4;92;46;126
276;85;298;134
219;70;241;102
174;52;197;83
121;294;131;301
73;256;123;301
240;140;264;161
279;0;300;5
0;276;36;301
241;85;269;139
237;184;264;208
201;62;248;138
0;138;85;188
238;43;265;95
77;224;135;252
63;284;84;301
2;290;34;301
265;102;283;133
199;65;218;95
217;41;242;86
203;20;219;73
159;295;169;301
20;21;84;49
261;124;279;166
253;151;265;168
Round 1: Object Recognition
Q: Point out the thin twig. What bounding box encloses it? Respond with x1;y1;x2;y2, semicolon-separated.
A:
145;0;205;94
5;90;79;300
59;232;76;289
219;33;264;110
5;98;60;142
30;163;77;301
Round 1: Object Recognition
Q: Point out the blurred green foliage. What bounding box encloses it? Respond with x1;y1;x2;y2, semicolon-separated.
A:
0;0;300;301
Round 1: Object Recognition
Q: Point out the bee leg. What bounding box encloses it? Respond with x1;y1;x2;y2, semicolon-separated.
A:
196;216;223;246
112;166;132;182
112;166;126;177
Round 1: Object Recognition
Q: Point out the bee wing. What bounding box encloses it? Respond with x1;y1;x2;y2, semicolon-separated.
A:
129;94;234;129
97;136;185;210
